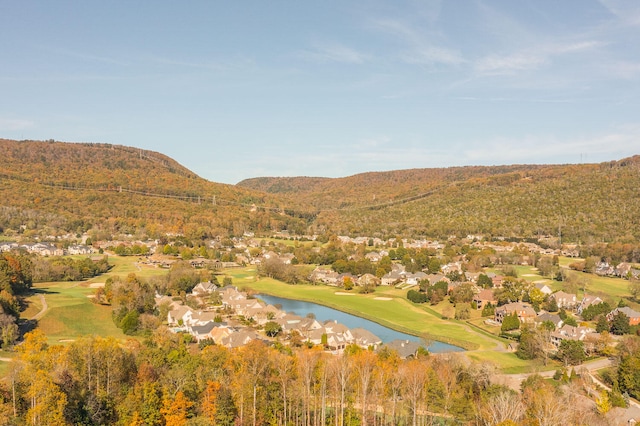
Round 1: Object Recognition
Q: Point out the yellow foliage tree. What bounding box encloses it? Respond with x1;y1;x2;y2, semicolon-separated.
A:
161;391;193;426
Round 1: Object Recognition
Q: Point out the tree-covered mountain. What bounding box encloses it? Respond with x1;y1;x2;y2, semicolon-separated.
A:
240;157;640;242
2;138;639;243
0;139;307;239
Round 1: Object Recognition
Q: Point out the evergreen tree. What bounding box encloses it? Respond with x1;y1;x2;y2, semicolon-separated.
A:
611;311;631;335
501;311;520;332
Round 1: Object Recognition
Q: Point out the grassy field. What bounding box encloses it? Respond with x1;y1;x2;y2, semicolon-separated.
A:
224;266;546;371
27;281;125;345
3;255;619;375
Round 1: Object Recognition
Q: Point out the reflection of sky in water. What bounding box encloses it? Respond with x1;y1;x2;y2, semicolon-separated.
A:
258;294;463;353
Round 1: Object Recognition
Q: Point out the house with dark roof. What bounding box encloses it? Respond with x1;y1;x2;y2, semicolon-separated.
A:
379;339;423;359
607;307;640;326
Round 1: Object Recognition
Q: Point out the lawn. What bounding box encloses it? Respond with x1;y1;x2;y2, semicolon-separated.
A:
228;268;508;351
27;281;125;345
100;254;168;280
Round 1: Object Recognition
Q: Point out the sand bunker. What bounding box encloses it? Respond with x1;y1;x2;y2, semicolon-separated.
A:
374;297;392;301
334;292;356;296
89;282;105;288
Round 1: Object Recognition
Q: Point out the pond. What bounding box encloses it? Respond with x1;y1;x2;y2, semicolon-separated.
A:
257;294;463;353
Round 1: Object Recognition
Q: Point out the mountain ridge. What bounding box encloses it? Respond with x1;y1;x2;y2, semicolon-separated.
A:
1;138;639;242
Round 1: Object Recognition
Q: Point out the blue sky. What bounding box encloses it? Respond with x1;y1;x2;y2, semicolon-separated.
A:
1;1;639;184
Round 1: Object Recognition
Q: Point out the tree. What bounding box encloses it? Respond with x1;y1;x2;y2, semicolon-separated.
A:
610;311;631;335
595;390;611;415
161;391;192;426
477;273;493;288
264;321;282;337
450;283;474;304
596;315;609;333
25;370;67;426
629;279;640;301
558;340;585;365
481;302;495;317
454;304;471;320
516;327;541;360
501;312;520;332
407;290;427;304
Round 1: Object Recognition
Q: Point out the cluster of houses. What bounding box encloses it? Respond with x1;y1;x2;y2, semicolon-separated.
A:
0;241;94;256
161;284;423;357
595;261;640;279
490;289;640;351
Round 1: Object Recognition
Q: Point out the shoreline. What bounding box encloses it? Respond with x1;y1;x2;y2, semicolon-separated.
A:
244;286;473;351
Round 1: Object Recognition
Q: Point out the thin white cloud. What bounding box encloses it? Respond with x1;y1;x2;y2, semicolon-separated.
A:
370;18;464;67
147;54;254;71
597;0;640;27
463;126;640;165
46;47;129;66
299;43;370;64
401;46;465;66
0;118;34;131
607;61;640;79
475;53;546;74
475;40;602;75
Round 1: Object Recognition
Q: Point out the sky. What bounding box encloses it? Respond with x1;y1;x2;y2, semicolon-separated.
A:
1;1;640;184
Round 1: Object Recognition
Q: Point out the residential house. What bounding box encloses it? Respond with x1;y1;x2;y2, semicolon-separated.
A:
441;262;463;275
380;339;423;359
189;322;218;342
405;271;428;286
534;282;553;295
494;302;537;324
192;282;217;296
464;272;481;283
381;271;404;286
425;274;450;286
357;273;380;287
221;329;260;349
577;295;604;315
167;305;192;326
607;307;640;326
309;267;339;285
595;262;615;276
351;328;382;350
364;252;382;263
551;291;578;309
534;313;563;330
67;244;94;255
491;275;505;288
473;289;497;310
550;325;597;348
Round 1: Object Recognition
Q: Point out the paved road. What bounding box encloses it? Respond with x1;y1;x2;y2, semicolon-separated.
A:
495;357;615;391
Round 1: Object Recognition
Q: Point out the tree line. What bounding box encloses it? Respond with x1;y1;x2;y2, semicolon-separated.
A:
2;328;630;425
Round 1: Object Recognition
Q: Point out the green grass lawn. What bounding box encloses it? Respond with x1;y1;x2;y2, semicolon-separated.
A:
99;254;168;280
228;268;508;350
27;281;126;345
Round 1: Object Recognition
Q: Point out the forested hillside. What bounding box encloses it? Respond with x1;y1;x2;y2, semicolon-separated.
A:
2;139;639;242
0;139;306;238
241;158;640;242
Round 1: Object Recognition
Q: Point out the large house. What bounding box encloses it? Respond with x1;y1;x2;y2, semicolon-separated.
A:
551;291;578;309
607;307;640;326
473;289;497;310
494;302;537;324
550;325;598;348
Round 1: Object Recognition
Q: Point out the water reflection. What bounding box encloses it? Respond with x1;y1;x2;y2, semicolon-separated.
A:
257;294;463;353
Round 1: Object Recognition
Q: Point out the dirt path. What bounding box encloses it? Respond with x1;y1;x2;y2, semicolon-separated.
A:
32;294;48;321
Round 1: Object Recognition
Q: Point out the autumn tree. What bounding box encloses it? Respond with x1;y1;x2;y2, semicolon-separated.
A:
161;391;193;426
